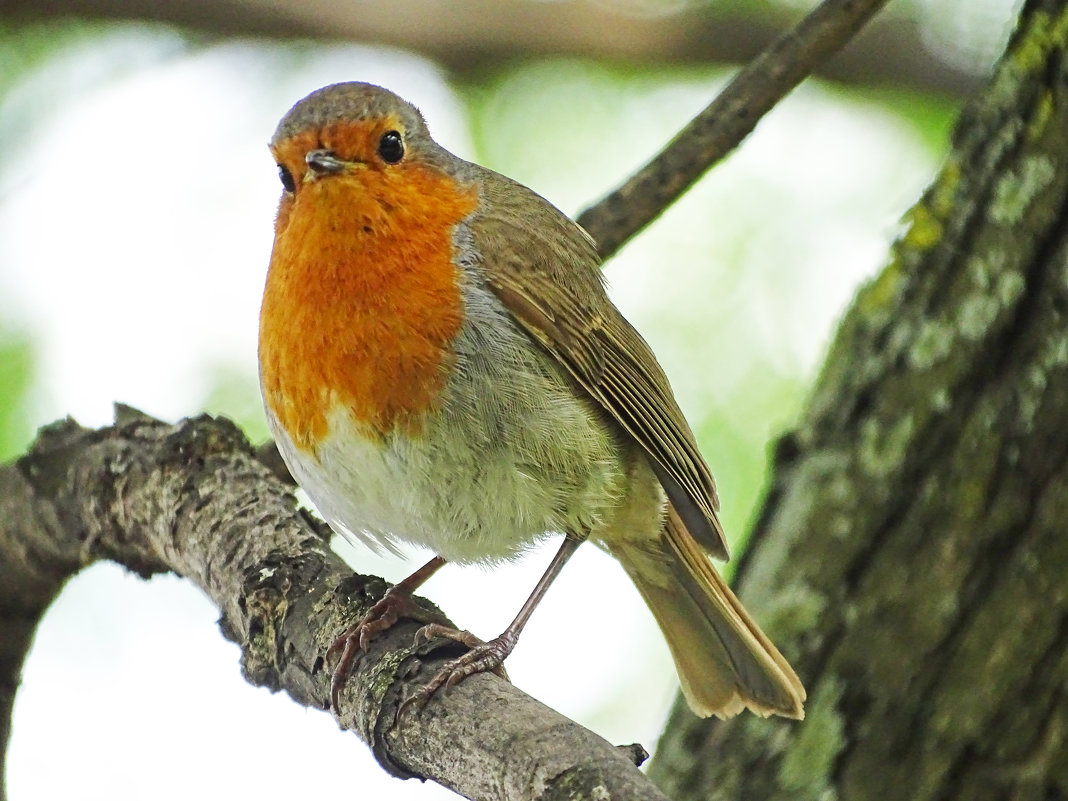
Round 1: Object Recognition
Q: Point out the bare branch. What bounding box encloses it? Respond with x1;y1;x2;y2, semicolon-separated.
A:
577;0;892;259
0;412;666;801
3;0;984;98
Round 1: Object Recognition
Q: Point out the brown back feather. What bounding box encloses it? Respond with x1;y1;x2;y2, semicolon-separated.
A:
469;170;729;560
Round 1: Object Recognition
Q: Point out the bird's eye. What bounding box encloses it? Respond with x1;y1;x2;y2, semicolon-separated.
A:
377;130;404;164
278;164;296;193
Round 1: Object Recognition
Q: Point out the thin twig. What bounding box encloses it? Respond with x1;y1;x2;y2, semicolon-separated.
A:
577;0;893;259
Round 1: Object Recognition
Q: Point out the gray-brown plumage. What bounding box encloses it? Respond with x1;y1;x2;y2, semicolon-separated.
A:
262;81;805;719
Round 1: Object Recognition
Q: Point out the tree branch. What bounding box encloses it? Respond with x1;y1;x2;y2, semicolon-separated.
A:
577;0;892;259
2;0;986;99
0;411;665;801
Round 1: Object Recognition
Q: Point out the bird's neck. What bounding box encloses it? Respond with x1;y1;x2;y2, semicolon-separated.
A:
259;167;479;452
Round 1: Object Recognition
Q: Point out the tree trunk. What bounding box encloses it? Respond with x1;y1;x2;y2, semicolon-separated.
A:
651;1;1068;798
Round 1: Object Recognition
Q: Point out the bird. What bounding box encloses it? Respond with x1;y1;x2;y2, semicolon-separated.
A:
258;81;805;720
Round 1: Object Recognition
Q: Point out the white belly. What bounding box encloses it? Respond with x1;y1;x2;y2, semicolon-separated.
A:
266;286;649;565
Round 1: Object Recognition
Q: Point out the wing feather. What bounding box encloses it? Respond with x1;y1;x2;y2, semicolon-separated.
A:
470;172;728;560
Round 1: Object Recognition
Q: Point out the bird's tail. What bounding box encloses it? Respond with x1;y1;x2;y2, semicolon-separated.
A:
611;507;806;719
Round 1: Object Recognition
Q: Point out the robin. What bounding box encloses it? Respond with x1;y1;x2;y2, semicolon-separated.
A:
258;81;805;720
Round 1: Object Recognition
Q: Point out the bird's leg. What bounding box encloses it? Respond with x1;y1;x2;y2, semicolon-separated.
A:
328;555;447;711
401;534;586;713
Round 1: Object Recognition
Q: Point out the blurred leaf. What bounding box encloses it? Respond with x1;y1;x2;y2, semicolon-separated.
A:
0;326;36;461
197;364;270;444
864;86;960;154
693;370;808;560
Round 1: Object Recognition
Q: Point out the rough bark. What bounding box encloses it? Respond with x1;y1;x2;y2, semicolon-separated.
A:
0;409;663;801
650;2;1068;799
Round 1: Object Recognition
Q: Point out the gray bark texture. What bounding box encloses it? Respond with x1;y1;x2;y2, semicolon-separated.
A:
650;1;1068;798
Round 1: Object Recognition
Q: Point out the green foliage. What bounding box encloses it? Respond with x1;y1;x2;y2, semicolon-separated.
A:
0;327;36;461
867;86;960;153
693;370;809;559
198;366;270;445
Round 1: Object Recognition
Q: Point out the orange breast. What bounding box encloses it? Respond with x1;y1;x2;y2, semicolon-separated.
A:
259;159;479;453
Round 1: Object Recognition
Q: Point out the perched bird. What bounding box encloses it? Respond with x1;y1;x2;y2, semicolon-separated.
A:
258;82;805;719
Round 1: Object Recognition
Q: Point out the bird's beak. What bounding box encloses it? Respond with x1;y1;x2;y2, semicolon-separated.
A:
305;149;348;177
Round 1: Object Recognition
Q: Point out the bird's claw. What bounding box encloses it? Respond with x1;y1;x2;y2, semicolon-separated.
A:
397;626;514;718
327;586;445;712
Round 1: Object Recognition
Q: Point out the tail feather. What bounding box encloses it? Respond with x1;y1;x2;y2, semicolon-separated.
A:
615;507;805;719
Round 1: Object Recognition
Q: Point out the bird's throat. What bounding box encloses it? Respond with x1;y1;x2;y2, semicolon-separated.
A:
259;166;479;452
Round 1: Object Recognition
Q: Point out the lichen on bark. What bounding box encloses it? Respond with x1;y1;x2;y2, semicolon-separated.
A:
650;1;1068;799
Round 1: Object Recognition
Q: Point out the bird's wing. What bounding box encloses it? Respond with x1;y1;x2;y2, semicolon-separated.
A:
469;172;729;560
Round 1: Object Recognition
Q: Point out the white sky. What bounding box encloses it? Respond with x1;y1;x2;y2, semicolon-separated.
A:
1;26;944;801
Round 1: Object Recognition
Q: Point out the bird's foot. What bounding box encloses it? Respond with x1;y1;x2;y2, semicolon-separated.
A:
327;585;445;712
398;624;515;716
